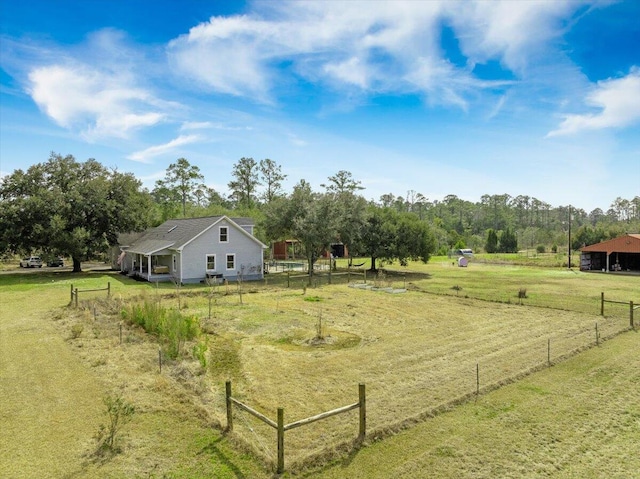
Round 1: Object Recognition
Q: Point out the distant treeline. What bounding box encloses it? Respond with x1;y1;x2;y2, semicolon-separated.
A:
149;157;639;255
1;154;638;265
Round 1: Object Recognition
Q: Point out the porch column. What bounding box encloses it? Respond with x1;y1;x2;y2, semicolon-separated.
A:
147;254;151;281
606;253;610;272
139;254;143;274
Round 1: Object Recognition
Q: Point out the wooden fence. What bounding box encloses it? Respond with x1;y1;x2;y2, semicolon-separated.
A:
286;268;368;288
600;292;637;328
70;282;111;307
225;381;366;474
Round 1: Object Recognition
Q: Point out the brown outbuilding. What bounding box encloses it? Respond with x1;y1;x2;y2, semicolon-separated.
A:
580;234;640;272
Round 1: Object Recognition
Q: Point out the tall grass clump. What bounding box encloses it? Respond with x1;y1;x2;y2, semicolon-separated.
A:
162;308;199;359
121;297;200;359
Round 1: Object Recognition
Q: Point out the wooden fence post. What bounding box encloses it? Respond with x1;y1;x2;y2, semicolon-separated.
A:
595;323;599;346
359;383;366;441
287;271;290;288
107;282;111;298
226;381;233;431
601;292;604;316
277;407;285;474
70;284;74;304
74;288;78;308
630;301;634;329
364;270;367;284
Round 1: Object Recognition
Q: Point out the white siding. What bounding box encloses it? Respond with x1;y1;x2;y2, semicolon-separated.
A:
180;219;264;283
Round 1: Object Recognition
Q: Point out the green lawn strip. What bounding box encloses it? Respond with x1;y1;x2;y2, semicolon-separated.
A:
305;331;640;479
0;298;104;478
0;272;271;479
386;259;639;315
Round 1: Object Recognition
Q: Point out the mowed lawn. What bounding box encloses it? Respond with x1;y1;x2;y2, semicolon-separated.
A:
186;273;635;468
311;330;640;479
0;271;270;479
0;263;638;477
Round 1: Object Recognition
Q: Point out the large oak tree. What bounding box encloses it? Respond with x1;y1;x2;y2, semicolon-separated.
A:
0;153;152;271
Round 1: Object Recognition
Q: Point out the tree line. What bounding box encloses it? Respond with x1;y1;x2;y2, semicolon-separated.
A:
1;153;638;271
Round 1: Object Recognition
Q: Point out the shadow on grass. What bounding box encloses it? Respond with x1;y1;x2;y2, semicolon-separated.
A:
197;436;248;479
0;267;179;291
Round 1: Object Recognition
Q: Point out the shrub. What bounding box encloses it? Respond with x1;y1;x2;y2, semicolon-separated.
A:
161;309;199;359
70;323;84;339
94;393;135;455
536;245;546;254
193;340;208;369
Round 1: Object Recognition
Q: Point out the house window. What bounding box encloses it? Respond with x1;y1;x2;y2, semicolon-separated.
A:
206;254;216;271
220;226;228;243
172;254;177;272
226;254;235;270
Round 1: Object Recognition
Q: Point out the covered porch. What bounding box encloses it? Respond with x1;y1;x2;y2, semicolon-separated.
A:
127;253;174;282
122;239;177;283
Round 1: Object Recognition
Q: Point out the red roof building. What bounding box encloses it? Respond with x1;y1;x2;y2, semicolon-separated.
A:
580;234;640;272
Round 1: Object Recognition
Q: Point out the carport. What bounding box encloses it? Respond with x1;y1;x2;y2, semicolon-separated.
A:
580;234;640;272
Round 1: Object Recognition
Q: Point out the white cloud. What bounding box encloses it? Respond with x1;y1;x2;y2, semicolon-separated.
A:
127;134;202;163
180;121;252;132
28;64;164;141
447;1;576;73
166;1;585;107
180;121;215;130
287;132;307;147
21;29;170;141
548;68;640;137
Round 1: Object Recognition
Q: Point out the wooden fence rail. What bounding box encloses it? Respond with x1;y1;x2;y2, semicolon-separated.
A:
70;282;111;307
600;292;636;328
225;381;365;474
286;269;367;287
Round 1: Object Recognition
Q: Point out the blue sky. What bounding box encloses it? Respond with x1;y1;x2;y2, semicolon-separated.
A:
1;0;639;212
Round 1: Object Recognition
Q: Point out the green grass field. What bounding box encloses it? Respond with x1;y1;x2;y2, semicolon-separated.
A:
0;262;638;477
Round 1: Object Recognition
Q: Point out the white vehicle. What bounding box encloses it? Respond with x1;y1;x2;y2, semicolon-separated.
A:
20;256;43;268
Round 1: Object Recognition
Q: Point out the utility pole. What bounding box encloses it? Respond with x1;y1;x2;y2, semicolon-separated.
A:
568;205;572;269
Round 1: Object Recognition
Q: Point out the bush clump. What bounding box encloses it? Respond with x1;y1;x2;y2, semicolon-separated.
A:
121;297;200;359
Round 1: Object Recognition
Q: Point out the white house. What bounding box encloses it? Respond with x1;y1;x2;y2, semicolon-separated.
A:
121;216;267;283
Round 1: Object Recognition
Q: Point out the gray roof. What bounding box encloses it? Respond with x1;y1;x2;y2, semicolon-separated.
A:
126;216;260;255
